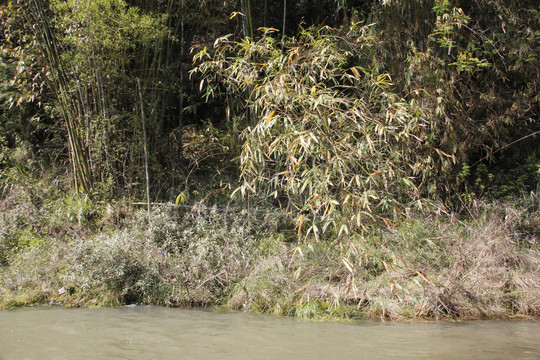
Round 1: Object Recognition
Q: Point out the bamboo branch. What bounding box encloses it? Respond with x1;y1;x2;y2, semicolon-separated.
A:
472;130;540;167
131;202;230;212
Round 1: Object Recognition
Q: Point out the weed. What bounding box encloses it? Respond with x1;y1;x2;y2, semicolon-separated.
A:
1;185;538;320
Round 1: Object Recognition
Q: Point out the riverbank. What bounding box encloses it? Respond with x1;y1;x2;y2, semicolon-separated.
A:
1;180;538;321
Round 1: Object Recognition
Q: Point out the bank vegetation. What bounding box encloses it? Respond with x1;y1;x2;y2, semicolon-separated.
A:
0;0;538;320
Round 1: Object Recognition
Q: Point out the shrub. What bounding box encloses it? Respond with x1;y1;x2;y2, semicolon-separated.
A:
194;26;449;238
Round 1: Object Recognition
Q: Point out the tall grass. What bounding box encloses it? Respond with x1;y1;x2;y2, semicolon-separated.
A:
0;175;538;319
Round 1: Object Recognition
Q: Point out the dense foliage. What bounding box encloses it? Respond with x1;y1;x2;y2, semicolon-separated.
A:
193;0;539;236
2;0;538;202
0;0;539;317
195;26;436;236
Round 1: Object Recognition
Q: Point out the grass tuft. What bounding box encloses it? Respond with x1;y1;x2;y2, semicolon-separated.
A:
0;179;538;320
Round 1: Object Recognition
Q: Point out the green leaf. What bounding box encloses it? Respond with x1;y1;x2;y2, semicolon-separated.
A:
175;192;187;205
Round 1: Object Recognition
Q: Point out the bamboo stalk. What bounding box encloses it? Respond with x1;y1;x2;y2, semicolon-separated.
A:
282;0;287;52
240;0;253;39
28;0;93;193
179;0;185;161
246;0;253;37
240;0;254;127
137;78;152;220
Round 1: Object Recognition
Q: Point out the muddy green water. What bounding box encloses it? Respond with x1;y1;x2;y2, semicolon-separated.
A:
0;307;539;360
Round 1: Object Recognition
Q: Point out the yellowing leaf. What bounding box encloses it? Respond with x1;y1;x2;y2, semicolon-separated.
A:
341;257;354;274
416;271;431;283
265;110;275;125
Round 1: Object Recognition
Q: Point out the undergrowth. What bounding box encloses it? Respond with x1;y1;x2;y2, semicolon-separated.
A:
1;175;538;320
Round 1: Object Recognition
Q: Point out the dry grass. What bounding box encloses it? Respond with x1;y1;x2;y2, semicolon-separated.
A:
232;203;540;321
1;184;538;320
294;206;540;320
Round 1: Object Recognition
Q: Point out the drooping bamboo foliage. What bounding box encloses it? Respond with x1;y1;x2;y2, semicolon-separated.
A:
193;0;539;237
194;26;439;237
374;0;539;197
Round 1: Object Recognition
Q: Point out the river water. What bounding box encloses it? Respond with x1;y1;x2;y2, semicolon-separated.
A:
1;306;539;359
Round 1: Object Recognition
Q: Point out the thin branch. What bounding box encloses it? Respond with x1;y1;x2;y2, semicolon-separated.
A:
472;130;540;167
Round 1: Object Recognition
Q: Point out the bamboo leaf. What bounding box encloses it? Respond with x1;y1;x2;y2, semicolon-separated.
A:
175;192;187;205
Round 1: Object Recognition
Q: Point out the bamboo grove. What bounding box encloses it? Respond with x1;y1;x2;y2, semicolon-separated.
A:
1;0;539;238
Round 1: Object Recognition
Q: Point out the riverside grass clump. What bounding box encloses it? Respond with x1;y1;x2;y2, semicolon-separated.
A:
229;203;539;321
0;190;290;309
0;189;538;319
